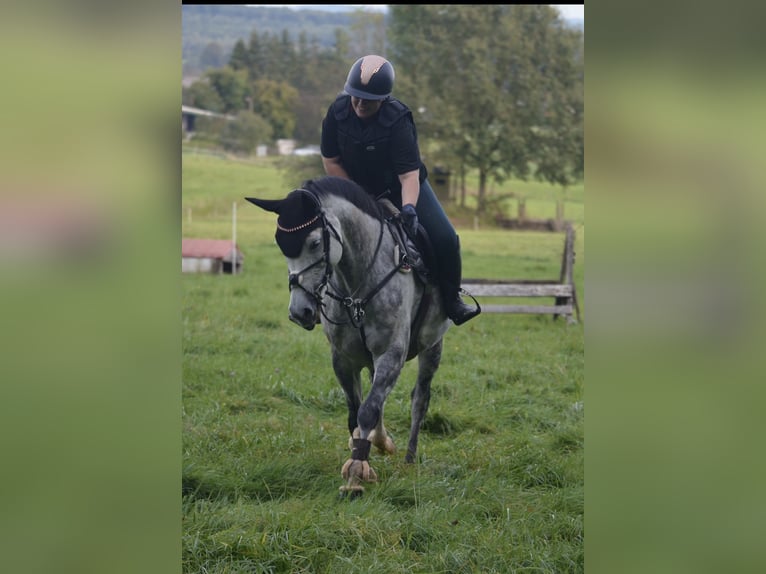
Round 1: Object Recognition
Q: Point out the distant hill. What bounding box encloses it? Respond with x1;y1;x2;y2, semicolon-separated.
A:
183;5;584;78
182;5;357;76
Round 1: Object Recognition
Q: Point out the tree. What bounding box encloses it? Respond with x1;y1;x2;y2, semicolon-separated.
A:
289;31;348;144
219;111;273;155
229;39;249;71
247;30;265;81
333;28;351;60
183;80;224;113
251;78;299;139
348;10;387;57
529;24;584;188
206;67;250;114
221;25;350;146
389;5;583;214
199;42;226;71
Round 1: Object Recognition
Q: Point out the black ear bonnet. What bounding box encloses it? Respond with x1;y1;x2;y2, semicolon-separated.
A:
245;189;322;258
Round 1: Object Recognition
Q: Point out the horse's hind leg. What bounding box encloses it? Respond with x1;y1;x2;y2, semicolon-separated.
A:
406;338;443;463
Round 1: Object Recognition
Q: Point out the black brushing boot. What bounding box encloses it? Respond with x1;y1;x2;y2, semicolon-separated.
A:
440;236;481;326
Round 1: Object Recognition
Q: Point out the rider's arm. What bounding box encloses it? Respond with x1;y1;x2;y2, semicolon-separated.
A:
322;155;351;179
398;169;420;208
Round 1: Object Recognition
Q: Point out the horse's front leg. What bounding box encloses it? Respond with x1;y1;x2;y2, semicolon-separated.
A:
331;350;363;437
340;347;405;495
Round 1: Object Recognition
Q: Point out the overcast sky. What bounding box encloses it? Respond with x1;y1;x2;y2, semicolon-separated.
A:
250;5;584;21
552;5;584;20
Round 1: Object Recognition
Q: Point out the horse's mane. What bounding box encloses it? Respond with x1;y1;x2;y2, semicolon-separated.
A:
302;176;384;221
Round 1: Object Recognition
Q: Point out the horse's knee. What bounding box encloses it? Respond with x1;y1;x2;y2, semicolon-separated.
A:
357;403;380;433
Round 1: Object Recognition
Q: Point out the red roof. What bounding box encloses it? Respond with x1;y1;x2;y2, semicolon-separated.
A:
182;239;243;261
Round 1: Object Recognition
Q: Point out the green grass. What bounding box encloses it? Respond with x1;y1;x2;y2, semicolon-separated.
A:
182;153;584;573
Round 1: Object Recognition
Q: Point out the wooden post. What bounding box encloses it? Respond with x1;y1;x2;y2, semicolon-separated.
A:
556;224;580;323
232;202;237;275
555;199;564;230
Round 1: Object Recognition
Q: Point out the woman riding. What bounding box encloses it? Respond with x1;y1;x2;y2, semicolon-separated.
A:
320;55;480;326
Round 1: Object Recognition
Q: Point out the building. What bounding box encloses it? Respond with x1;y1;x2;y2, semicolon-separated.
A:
276;139;296;156
182;238;243;274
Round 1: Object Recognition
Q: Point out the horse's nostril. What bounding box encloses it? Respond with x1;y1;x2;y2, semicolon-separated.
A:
290;306;315;325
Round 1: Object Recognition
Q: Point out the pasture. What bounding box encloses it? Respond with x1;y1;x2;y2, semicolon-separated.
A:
182;153;584;573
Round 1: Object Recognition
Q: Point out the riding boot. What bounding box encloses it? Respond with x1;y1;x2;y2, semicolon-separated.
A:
439;235;481;326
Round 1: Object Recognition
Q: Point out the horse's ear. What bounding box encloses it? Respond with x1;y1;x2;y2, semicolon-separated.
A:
245;197;283;214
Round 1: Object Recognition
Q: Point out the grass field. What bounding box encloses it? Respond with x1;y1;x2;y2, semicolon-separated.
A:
182;153;584;573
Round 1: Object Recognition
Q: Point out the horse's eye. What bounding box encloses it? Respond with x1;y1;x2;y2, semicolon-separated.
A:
309;239;321;251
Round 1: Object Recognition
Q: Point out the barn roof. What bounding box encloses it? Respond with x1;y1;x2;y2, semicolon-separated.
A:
182;239;243;262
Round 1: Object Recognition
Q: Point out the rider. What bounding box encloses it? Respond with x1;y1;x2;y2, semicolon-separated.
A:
320;55;480;326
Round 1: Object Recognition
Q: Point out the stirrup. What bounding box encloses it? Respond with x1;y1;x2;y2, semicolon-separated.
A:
449;288;482;326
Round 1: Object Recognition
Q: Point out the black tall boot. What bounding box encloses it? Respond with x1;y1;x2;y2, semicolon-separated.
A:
439;235;481;326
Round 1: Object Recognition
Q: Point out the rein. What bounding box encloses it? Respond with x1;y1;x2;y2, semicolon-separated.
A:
323;217;407;328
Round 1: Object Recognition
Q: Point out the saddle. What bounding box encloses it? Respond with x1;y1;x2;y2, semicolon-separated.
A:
376;198;437;286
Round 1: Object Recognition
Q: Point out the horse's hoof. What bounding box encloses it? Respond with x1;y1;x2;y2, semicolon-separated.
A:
379;435;397;455
368;429;397;455
341;459;378;482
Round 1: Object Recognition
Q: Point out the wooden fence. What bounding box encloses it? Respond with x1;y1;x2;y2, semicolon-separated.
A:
462;224;581;324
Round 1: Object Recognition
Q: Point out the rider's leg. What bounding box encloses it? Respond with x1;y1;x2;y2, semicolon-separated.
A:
414;180;481;326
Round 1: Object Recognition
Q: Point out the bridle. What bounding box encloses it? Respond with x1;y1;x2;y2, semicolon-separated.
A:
287;208;340;307
286;195;408;329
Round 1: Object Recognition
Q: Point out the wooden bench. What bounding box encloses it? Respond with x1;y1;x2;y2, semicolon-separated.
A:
462;224;581;324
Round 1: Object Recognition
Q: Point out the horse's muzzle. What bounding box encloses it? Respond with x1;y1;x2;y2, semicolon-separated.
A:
289;313;316;330
288;285;321;330
289;302;319;330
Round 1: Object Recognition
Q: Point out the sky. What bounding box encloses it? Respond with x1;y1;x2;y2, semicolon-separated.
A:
250;5;584;22
552;4;584;20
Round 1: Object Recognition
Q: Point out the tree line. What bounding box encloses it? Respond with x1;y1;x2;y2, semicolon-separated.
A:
183;5;583;213
182;5;360;76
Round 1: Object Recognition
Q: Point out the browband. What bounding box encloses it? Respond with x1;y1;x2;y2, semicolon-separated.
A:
276;214;319;233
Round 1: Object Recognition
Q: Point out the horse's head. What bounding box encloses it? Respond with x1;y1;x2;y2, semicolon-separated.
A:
246;188;342;330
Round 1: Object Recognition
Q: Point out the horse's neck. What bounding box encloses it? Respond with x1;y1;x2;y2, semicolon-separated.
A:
332;200;389;288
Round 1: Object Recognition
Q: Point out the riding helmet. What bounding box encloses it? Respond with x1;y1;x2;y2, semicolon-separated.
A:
343;55;395;100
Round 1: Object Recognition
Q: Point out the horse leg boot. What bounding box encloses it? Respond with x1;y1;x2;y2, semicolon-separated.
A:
439;235;481;326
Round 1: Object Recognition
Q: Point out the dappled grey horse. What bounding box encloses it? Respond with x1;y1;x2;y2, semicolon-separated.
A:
247;176;451;495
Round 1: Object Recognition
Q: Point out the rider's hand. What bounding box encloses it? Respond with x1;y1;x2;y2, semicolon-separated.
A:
401;204;418;237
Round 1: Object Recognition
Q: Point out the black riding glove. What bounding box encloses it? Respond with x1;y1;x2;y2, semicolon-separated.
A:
401;204;418;237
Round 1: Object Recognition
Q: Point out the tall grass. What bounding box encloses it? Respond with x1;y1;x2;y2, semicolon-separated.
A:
182;153;584;573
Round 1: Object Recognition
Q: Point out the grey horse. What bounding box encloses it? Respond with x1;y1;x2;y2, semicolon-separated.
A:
247;176;451;495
